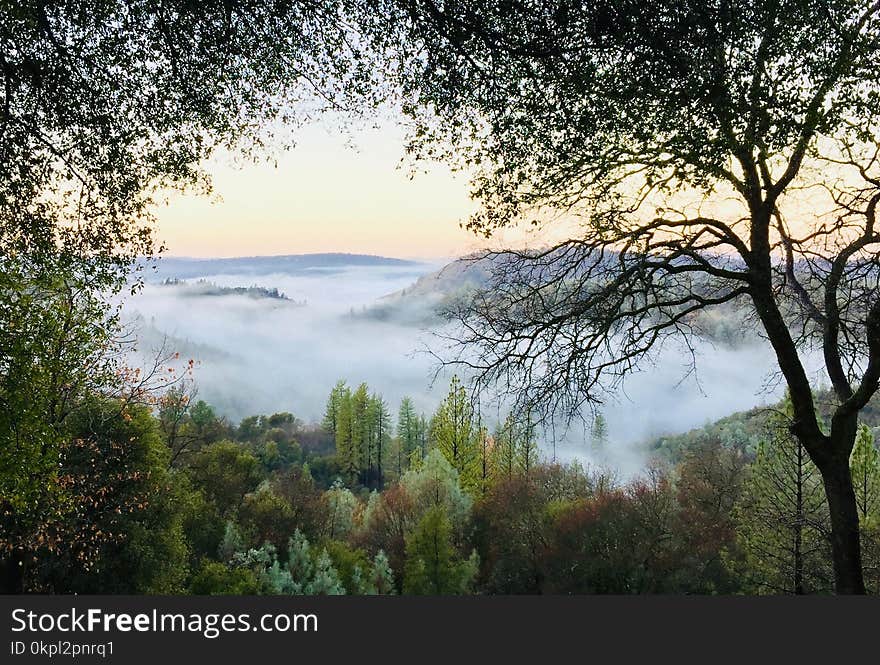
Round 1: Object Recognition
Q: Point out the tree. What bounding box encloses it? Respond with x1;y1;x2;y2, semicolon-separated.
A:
591;414;609;454
370;394;392;489
403;507;478;595
397;397;420;475
365;550;397;595
351;383;372;485
673;439;748;593
851;424;880;590
334;387;359;483
851;424;880;524
308;550;346;595
380;0;880;593
493;416;518;482
735;401;832;594
186;442;261;519
189;560;263;595
322;480;358;541
431;376;480;492
10;398;190;593
323;381;350;438
517;414;540;477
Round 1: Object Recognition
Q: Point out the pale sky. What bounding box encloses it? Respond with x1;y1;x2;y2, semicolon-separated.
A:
154;121;483;260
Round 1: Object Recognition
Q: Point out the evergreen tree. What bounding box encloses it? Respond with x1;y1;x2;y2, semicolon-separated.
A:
417;414;430;458
370;395;392;490
323;380;349;437
367;550;396;595
351;383;371;485
493;416;518;481
851;425;880;593
517;414;540;478
403;506;478;595
851;424;880;524
591;413;609;453
307;549;345;595
218;521;245;563
431;376;480;493
286;529;314;592
397;397;419;475
334;388;358;483
735;398;831;594
323;480;358;540
476;419;493;496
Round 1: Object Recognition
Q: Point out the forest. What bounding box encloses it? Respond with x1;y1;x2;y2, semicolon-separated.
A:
6;368;877;595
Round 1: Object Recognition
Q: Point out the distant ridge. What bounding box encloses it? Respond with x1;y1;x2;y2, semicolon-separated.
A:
150;253;421;280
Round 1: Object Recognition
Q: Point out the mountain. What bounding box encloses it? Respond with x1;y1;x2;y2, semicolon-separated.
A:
647;390;880;462
147;253;421;281
362;252;755;347
358;255;494;325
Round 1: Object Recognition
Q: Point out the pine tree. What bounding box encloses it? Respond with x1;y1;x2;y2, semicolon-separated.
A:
476;419;493;496
403;506;478;595
335;388;358;483
493;415;518;481
517;413;540;477
431;376;480;492
351;383;371;485
307;549;345;595
417;414;429;457
368;550;396;595
370;395;392;490
590;413;608;453
735;397;831;593
851;424;880;593
286;529;314;593
323;479;357;540
323;380;348;437
851;424;880;524
218;521;244;563
397;397;419;475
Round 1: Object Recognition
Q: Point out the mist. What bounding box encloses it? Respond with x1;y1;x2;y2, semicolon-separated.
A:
123;256;808;474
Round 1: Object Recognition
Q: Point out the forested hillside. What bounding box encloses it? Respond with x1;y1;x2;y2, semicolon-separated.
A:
7;374;878;595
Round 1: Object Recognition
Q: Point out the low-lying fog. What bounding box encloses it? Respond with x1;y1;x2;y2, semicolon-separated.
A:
123;256;807;472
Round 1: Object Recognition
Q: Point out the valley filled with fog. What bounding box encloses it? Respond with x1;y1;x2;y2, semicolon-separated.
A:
124;254;809;472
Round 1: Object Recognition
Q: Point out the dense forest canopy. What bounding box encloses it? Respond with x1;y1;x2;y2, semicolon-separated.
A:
5;375;880;595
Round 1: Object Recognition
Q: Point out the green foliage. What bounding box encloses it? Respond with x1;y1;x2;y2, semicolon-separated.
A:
851;425;880;525
19;398;190;593
309;549;346;595
734;400;832;593
186;441;261;518
237;487;299;553
190;560;263;595
430;376;481;493
403;507;478;595
364;550;396;595
399;448;472;536
322;540;370;594
591;413;609;453
323;480;359;540
234;530;346;595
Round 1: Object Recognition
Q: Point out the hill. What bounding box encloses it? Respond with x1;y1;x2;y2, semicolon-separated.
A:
149;253;421;281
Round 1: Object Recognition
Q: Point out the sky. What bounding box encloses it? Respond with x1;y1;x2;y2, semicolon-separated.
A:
154;120;481;260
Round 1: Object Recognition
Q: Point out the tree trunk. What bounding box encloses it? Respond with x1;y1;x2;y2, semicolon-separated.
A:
816;433;866;594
